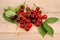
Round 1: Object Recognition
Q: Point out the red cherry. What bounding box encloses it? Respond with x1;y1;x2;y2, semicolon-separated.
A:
20;9;24;12
26;14;30;19
37;13;41;18
20;24;25;28
30;9;34;13
10;16;15;19
26;19;31;23
16;17;20;22
35;15;38;19
35;22;40;27
34;10;38;13
31;14;35;18
38;10;42;14
20;20;24;24
42;15;47;19
16;11;20;15
37;18;42;23
23;12;27;16
16;11;23;15
39;15;43;19
20;12;23;14
21;5;25;9
31;19;36;23
22;16;26;21
27;23;32;28
33;11;36;15
25;27;30;31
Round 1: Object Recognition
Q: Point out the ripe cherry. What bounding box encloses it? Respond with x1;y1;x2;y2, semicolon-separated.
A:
27;23;32;28
16;11;20;15
38;10;42;14
20;9;24;12
35;15;38;19
37;18;42;23
35;22;40;27
31;19;36;23
37;13;41;18
16;17;20;22
22;16;26;21
26;19;31;23
23;12;27;16
30;9;34;13
20;20;24;24
16;11;23;15
10;16;15;20
30;14;35;18
34;10;38;13
42;15;47;19
21;5;25;9
25;27;30;31
25;12;30;18
20;24;25;28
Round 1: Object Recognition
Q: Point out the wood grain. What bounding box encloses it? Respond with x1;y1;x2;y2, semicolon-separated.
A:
0;0;60;40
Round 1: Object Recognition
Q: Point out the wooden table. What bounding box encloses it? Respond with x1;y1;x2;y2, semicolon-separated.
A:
0;0;60;40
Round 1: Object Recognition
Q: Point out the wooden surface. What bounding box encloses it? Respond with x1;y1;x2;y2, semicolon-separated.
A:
0;0;60;40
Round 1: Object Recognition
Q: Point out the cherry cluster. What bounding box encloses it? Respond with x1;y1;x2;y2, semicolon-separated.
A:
10;5;47;31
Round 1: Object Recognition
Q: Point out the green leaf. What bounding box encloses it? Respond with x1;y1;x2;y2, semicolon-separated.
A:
4;10;16;17
42;22;54;36
39;24;47;37
16;5;21;11
3;13;17;24
46;17;58;23
5;6;16;12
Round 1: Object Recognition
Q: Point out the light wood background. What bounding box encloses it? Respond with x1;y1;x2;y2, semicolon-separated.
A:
0;0;60;40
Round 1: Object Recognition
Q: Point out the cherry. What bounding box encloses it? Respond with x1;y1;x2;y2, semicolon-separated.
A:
16;11;23;15
25;27;30;31
31;19;36;23
23;12;27;16
26;13;30;19
22;16;26;21
26;23;32;28
26;19;31;23
35;15;38;19
20;9;24;12
37;13;41;18
34;10;38;13
16;11;20;15
33;11;36;15
20;20;24;24
36;7;40;11
42;15;47;19
20;24;25;28
26;7;30;11
20;12;23;14
16;17;20;22
38;10;42;14
39;15;43;19
10;16;15;20
21;5;25;9
37;18;42;23
30;9;34;13
30;14;35;18
35;22;40;27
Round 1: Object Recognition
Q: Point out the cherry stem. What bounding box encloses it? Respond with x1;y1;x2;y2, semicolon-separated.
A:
16;22;19;30
33;4;37;7
23;1;26;5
